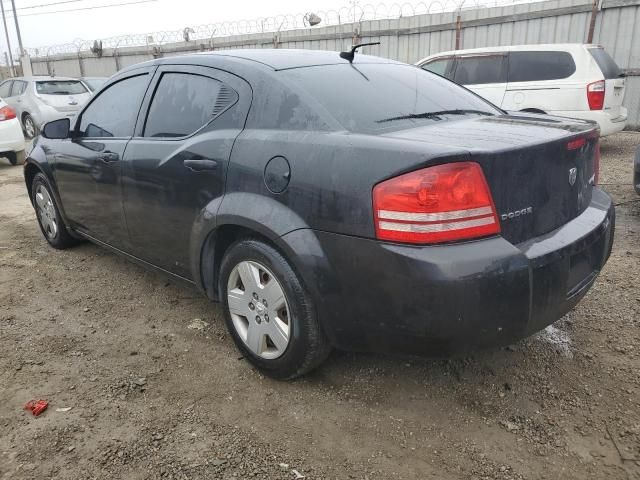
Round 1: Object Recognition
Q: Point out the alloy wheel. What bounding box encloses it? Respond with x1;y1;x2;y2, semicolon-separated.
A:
24;116;36;138
226;260;291;359
35;185;58;239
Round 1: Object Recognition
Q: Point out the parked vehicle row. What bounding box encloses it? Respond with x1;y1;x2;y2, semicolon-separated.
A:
417;44;627;136
24;49;614;378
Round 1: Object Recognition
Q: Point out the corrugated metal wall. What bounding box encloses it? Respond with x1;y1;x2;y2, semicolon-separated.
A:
30;0;640;128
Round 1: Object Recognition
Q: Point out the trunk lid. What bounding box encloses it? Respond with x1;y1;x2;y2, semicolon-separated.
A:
383;113;599;244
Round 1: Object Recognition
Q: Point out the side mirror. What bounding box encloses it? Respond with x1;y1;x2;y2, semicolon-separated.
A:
42;118;71;139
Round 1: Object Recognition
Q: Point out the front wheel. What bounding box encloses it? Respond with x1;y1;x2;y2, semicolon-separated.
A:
219;239;331;379
31;173;79;249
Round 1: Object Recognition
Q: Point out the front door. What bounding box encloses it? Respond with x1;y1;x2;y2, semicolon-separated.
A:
122;65;251;278
52;70;153;250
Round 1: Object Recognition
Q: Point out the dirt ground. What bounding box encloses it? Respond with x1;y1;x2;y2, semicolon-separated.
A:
1;132;639;480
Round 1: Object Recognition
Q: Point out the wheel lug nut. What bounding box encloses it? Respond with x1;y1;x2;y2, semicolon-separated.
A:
249;302;255;310
264;314;269;322
252;293;259;300
255;316;261;324
262;299;268;307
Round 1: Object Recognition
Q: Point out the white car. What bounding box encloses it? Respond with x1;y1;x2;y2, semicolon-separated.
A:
0;76;92;139
416;44;627;136
0;98;26;165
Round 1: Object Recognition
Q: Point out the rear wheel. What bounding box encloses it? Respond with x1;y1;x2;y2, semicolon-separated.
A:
23;113;37;139
31;173;78;249
219;239;331;379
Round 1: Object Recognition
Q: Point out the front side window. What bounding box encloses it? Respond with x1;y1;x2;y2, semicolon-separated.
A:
281;64;500;134
144;72;238;138
508;51;576;82
36;80;88;95
0;81;13;98
79;74;149;138
421;58;453;79
453;55;507;85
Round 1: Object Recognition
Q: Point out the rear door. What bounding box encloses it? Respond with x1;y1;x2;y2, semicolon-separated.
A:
452;53;508;107
588;47;625;117
52;69;153;250
122;65;251;278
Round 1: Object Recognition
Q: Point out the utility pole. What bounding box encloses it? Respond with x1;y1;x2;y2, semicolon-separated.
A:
0;1;15;76
9;0;23;56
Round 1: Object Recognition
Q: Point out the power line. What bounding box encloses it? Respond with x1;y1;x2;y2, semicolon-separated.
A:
16;0;157;17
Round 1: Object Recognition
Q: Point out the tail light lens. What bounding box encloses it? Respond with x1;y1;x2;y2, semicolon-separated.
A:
373;162;501;244
587;80;605;110
0;105;16;121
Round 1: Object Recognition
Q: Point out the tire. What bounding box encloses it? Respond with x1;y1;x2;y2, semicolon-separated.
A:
219;239;331;379
23;113;38;139
7;150;26;166
31;173;78;249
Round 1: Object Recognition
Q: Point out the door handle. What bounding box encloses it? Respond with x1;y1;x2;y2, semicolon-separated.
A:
98;151;120;163
183;159;218;172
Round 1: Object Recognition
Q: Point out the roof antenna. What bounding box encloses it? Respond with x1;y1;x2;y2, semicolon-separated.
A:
339;42;380;63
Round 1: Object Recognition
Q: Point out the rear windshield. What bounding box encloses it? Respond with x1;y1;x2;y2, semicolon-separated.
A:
281;64;500;134
589;48;622;79
36;80;88;95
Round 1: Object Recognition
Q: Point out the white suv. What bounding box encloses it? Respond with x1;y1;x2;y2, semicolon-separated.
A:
416;44;627;136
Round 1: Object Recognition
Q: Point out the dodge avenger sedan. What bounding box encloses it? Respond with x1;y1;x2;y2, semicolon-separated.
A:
24;49;614;379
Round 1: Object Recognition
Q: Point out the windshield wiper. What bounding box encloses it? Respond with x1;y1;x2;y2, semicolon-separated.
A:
377;109;494;124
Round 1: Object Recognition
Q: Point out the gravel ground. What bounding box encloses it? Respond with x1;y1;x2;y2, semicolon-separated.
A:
0;132;639;480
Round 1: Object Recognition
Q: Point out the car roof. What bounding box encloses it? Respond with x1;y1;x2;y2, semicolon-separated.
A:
417;43;603;62
170;49;401;71
7;76;82;82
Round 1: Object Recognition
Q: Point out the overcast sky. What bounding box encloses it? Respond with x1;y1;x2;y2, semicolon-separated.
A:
0;0;352;56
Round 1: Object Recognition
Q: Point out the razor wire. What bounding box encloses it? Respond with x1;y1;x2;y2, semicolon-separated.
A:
26;0;538;57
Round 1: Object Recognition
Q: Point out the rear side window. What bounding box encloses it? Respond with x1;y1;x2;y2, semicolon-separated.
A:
589;48;622;79
421;57;454;79
79;74;149;138
10;80;26;96
0;81;12;98
453;55;507;85
508;51;576;82
144;72;238;138
36;80;88;95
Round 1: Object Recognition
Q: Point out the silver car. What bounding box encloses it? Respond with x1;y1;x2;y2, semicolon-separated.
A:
0;76;92;139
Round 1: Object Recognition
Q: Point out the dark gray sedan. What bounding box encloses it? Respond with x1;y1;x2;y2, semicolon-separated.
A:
24;49;614;379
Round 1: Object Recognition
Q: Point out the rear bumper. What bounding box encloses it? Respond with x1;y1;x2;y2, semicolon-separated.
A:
550;108;627;137
0;118;26;153
634;146;640;195
282;188;614;355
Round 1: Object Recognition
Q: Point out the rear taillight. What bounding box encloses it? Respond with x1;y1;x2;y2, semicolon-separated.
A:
373;162;501;244
0;105;16;121
587;80;605;110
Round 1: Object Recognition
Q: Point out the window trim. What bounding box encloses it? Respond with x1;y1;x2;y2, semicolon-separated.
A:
140;70;239;141
452;53;508;86
73;70;153;140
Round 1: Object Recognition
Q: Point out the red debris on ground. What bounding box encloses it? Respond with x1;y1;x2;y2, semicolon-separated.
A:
24;399;49;416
